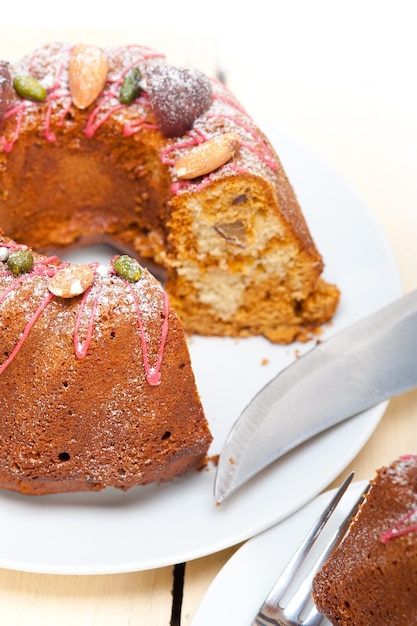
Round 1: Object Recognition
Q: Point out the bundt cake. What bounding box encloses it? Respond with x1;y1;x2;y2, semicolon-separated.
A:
312;455;417;625
0;42;339;344
0;234;212;495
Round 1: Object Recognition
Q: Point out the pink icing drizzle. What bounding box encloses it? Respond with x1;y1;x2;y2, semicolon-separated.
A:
380;506;417;543
160;131;207;167
380;456;417;543
44;101;57;142
0;291;55;374
0;247;60;374
1;104;25;152
123;118;159;136
73;278;103;359
85;101;125;138
0;245;169;386
206;112;277;170
126;281;169;385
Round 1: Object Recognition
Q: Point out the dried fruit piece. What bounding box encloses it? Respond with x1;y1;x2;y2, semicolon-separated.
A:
0;61;12;125
69;44;108;109
145;64;212;137
7;250;34;275
214;220;247;247
174;132;239;179
13;74;47;102
119;67;142;105
113;255;142;282
48;264;95;298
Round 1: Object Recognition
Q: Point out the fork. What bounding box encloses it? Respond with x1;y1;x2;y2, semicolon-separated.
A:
252;472;369;626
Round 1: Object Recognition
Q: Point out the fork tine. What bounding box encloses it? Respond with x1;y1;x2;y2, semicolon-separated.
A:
252;472;370;626
285;482;370;624
256;472;354;613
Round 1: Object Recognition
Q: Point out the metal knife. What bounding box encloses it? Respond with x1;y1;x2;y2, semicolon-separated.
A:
214;289;417;502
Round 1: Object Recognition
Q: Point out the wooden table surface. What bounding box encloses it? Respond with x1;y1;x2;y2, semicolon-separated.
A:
1;4;417;623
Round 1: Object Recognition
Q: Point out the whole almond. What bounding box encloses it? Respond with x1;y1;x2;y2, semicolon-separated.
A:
174;132;239;180
49;264;95;298
69;44;108;109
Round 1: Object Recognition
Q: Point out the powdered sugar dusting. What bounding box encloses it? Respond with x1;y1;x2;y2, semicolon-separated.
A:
386;454;417;487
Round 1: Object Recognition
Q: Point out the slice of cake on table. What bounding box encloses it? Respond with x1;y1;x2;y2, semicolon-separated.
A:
312;455;417;625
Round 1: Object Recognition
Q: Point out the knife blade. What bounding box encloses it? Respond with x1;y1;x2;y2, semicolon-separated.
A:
214;289;417;502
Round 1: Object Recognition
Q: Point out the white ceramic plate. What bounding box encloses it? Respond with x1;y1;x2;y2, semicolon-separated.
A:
0;126;401;574
191;480;369;626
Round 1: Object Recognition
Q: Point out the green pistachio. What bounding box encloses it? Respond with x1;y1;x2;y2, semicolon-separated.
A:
119;67;142;105
113;255;142;282
7;250;34;275
13;74;47;102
